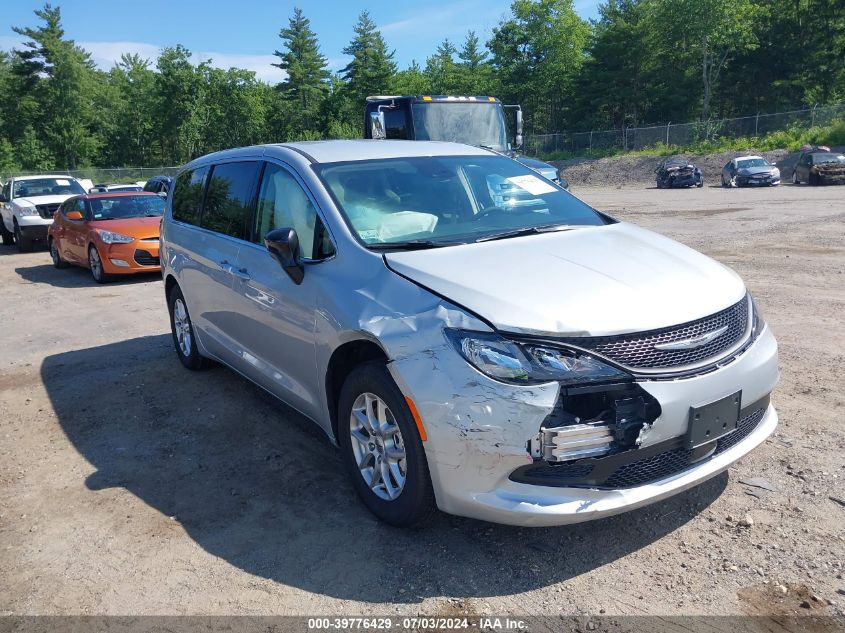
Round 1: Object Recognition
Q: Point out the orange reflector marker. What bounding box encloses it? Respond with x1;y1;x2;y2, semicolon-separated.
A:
405;396;428;441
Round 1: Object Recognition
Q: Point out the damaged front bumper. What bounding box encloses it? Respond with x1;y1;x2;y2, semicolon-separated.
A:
388;325;778;527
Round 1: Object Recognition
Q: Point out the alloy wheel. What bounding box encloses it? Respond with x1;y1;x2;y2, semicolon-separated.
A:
173;298;193;358
89;247;103;281
349;392;407;501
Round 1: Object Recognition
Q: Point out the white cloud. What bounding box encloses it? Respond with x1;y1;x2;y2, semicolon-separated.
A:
380;0;510;40
194;51;283;84
0;35;26;50
1;36;283;83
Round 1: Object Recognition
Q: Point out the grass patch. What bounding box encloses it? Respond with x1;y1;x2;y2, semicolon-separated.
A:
539;119;845;162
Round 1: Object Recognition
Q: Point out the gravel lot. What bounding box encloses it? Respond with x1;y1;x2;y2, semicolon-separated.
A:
1;182;843;619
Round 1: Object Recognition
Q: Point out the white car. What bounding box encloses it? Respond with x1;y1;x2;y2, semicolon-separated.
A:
0;175;87;251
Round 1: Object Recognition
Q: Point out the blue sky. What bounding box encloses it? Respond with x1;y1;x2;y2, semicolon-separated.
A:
1;0;603;83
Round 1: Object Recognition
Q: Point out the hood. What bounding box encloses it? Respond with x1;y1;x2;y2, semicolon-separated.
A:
384;222;746;337
15;194;76;207
515;156;558;180
815;160;845;174
738;165;777;176
88;216;162;239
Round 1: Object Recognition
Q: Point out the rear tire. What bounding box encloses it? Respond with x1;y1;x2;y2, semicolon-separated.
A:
167;285;211;370
14;222;32;252
49;238;67;269
338;362;435;527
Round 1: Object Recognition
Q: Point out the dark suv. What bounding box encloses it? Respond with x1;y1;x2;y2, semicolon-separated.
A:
143;176;173;197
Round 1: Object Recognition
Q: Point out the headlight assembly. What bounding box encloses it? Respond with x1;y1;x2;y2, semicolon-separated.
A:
96;229;134;244
445;329;630;385
18;206;38;216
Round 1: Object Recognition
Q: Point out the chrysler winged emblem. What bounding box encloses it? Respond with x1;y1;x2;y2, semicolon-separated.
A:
653;325;729;351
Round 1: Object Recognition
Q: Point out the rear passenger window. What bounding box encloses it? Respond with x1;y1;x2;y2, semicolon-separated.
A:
202;162;259;240
172;167;209;225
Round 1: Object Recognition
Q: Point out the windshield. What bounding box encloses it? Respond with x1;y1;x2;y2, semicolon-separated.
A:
736;158;770;169
89;195;165;220
13;178;84;198
411;103;508;151
316;155;607;248
813;153;845;164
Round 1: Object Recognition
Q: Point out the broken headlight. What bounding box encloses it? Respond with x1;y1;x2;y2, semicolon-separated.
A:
445;329;630;385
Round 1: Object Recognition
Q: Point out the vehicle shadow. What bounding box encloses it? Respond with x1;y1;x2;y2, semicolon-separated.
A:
15;263;160;288
0;243;46;256
42;335;728;603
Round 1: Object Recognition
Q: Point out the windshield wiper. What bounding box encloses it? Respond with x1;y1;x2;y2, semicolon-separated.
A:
475;224;577;243
366;239;454;251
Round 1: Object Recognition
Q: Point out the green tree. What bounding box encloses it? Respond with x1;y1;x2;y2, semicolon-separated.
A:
573;0;657;128
424;38;460;93
456;31;494;95
389;61;430;95
644;0;759;120
489;0;591;133
341;11;397;107
273;7;330;138
13;3;99;168
154;45;207;163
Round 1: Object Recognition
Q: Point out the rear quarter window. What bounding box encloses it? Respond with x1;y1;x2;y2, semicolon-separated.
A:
171;167;209;225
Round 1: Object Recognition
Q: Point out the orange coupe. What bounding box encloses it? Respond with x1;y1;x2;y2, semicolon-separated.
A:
47;192;165;283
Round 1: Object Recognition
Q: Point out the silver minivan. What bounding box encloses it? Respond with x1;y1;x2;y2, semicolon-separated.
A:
161;140;778;527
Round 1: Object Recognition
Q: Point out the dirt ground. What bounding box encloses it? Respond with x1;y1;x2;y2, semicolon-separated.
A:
0;182;843;619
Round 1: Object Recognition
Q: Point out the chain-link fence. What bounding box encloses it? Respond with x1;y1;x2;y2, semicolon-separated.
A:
525;103;845;156
0;166;180;183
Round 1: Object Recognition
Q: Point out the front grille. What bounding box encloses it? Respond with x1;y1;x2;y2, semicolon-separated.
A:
36;203;60;219
133;249;160;266
602;407;765;488
558;296;750;371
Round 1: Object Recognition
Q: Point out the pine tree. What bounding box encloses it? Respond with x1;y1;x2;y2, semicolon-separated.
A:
273;7;329;138
425;39;459;94
13;3;98;169
341;11;397;106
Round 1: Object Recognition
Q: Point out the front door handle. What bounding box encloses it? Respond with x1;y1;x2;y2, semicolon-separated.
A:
219;260;250;280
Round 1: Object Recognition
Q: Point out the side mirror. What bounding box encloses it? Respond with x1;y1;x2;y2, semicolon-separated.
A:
0;194;7;203
370;111;386;140
157;191;167;199
89;187;105;194
265;227;304;284
515;109;523;149
66;211;83;221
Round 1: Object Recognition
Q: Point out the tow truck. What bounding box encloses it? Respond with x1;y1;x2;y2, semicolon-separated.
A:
363;95;568;189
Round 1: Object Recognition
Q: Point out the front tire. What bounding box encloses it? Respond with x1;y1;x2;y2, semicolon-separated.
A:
338;363;435;526
167;285;210;370
88;245;110;283
0;220;13;246
14;222;32;252
50;239;67;268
